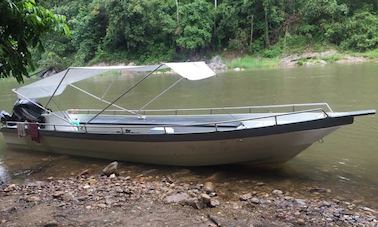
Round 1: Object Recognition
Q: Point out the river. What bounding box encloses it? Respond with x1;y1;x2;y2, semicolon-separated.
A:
0;63;377;208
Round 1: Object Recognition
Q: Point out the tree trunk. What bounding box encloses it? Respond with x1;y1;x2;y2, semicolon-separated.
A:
264;4;270;47
175;0;179;24
213;0;217;49
250;14;254;46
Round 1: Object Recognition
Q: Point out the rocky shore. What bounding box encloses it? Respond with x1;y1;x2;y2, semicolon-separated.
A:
0;162;377;226
208;50;376;73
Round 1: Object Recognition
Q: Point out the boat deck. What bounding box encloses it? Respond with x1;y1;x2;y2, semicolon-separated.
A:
58;112;327;134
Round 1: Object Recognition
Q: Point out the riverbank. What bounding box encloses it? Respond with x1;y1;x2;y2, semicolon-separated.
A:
0;161;377;226
212;49;378;72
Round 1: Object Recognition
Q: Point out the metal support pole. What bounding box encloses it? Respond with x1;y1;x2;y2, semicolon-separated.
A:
137;77;184;113
86;64;163;124
101;74;118;99
45;68;70;108
69;84;140;116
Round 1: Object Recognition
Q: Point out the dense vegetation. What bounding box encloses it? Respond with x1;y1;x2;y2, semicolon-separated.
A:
9;0;378;74
0;0;69;82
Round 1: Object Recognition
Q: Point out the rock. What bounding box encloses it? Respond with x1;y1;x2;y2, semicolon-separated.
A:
250;197;261;204
256;182;265;186
43;221;59;227
102;161;118;176
272;190;283;196
88;178;97;185
361;207;377;213
25;181;47;188
309;187;329;193
62;192;77;202
185;198;203;209
165;175;174;184
296;218;305;225
284;196;294;201
52;191;65;198
96;203;107;208
164;192;190;204
83;184;91;189
76;196;88;201
204;182;215;193
230;201;242;209
240;193;252;201
208;55;227;72
25;196;40;203
2;206;16;213
294;199;306;206
336;56;367;64
47;177;54;181
77;169;90;177
201;193;211;206
319;60;327;65
233;67;241;71
209;192;217;197
109;173;116;179
207;214;221;226
3;184;17;192
210;199;220;207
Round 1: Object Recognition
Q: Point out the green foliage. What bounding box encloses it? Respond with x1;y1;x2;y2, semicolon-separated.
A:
357;49;378;59
325;11;378;51
73;0;108;64
249;39;265;54
176;0;213;50
261;46;283;58
21;0;378;72
228;29;249;50
0;0;69;82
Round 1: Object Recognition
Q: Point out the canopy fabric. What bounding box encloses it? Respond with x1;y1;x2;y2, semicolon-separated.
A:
15;62;215;99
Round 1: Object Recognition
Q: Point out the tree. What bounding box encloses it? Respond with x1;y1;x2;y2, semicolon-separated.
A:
176;0;214;50
325;11;378;51
0;0;69;82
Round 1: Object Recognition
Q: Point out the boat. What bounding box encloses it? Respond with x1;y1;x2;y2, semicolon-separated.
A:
0;62;375;166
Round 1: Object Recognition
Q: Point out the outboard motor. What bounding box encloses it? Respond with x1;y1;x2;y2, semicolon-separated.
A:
12;100;46;123
0;111;13;124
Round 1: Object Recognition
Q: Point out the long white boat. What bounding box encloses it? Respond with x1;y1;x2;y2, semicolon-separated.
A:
0;62;375;166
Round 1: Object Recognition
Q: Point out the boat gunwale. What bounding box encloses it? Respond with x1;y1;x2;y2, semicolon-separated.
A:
0;115;354;142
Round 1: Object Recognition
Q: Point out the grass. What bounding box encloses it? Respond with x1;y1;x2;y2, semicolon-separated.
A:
320;54;344;63
354;49;378;59
226;56;279;69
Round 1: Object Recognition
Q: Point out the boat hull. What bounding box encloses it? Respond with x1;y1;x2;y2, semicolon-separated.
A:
0;124;341;166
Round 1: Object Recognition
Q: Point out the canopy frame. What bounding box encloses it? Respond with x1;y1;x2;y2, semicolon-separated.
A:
45;68;70;108
85;64;163;124
12;62;216;125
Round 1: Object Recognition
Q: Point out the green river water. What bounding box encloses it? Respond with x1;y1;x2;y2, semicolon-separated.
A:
0;63;377;207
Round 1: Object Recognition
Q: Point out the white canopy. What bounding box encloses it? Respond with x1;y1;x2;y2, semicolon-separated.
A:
15;62;215;99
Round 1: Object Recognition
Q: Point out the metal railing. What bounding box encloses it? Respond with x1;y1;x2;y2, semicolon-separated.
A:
67;102;333;116
2;105;330;134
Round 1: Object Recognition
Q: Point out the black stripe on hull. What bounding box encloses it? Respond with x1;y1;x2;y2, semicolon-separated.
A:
0;116;353;142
